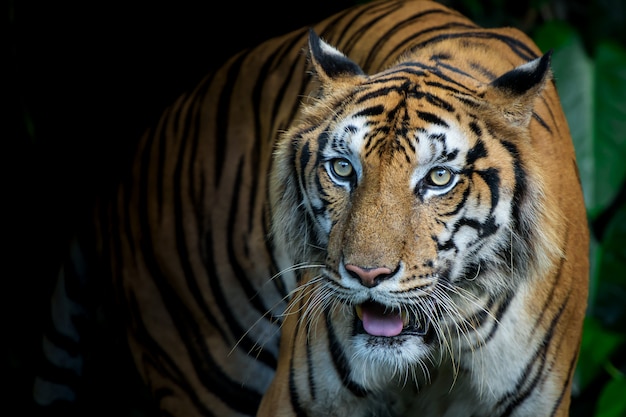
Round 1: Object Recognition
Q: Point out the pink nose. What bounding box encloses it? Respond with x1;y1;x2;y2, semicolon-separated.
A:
345;264;393;287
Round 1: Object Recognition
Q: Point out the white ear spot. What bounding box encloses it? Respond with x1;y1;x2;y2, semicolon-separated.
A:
319;39;346;59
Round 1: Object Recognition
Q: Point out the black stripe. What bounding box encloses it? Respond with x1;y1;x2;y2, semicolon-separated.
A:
496;293;569;416
226;160;278;327
263;170;290;303
424;80;464;94
500;140;531;243
417;110;449;127
436;237;457;252
366;11;477;70
215;52;248;186
435;60;477;79
268;33;310;127
354;104;385;118
454;217;482;233
126;293;218;417
40;323;81;368
476;291;513;347
423;92;455;112
536;94;557;135
299;140;311;191
463;292;497;332
416;31;538;62
439;184;470;216
469;60;498;80
305;314;318;402
530;255;567;338
468;122;483;142
355;85;401;104
138;225;264;415
135;126;265;414
549;341;580;417
326;310;368;397
370;64;428;80
421;62;481;94
323;0;401;68
288;295;309;417
475;167;501;214
288;364;310;417
172;93;214;329
531;111;552;133
249;34;307;235
187;72;217;221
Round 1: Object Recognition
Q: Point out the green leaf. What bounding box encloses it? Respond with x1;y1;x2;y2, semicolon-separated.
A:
533;22;626;219
534;21;578;52
592;202;626;329
595;374;626;417
576;317;626;391
593;42;626;218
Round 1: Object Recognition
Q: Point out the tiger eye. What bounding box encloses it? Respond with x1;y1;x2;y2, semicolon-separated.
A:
429;167;452;186
332;159;354;178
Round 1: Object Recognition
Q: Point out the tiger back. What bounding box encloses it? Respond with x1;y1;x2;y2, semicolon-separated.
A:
34;0;588;416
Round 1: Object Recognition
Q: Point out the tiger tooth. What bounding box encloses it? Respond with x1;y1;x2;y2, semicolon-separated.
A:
356;304;363;320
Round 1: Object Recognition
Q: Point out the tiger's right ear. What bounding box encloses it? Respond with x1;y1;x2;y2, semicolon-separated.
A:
307;29;365;90
483;51;552;127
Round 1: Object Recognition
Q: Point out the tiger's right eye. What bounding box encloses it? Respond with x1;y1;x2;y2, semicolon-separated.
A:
331;158;354;178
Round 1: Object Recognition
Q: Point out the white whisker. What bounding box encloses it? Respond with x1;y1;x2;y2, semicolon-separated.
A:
230;266;325;357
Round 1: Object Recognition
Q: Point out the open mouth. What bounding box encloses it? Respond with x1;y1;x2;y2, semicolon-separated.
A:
355;300;430;337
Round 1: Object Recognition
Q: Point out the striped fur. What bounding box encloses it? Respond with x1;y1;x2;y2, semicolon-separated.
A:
34;1;589;416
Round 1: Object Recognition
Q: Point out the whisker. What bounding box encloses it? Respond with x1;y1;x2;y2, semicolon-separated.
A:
251;262;325;299
230;270;326;356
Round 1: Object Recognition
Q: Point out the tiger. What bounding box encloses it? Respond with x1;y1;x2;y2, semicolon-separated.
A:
33;0;589;416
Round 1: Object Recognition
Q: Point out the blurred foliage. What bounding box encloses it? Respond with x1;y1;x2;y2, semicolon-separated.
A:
535;25;626;219
441;0;626;416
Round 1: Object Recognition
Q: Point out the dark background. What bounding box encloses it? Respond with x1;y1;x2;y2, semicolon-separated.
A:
6;0;626;416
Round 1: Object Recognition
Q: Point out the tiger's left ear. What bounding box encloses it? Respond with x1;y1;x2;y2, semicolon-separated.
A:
307;29;365;92
485;51;552;126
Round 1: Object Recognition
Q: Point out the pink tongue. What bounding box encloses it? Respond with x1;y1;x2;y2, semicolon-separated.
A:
361;303;403;337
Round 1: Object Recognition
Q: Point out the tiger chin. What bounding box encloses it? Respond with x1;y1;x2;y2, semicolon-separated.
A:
259;8;588;417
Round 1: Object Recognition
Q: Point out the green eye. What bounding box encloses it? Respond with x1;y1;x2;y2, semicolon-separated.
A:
331;158;354;178
428;167;452;187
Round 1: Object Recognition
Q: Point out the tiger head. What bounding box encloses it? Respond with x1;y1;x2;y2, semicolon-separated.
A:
269;29;563;387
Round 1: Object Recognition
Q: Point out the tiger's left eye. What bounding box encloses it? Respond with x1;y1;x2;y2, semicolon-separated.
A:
428;167;452;187
331;158;354;178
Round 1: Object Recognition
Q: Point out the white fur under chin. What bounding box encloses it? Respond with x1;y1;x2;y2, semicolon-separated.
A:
348;333;434;392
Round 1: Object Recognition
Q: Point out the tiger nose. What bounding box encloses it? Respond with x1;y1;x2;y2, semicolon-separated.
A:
345;264;393;288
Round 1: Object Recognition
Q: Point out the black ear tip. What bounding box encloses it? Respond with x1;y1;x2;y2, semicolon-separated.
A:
306;28;364;79
539;50;552;71
308;28;321;53
308;29;324;48
490;51;552;95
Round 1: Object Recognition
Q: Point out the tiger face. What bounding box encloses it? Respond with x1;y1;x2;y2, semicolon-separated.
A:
270;30;561;389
